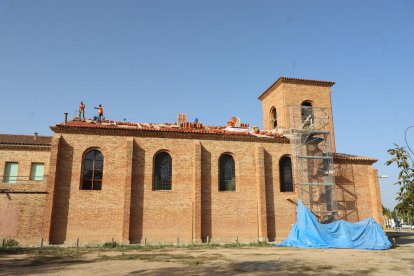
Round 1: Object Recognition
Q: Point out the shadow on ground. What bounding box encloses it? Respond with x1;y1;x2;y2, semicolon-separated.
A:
126;260;377;275
1;245;413;276
0;256;95;276
387;231;414;247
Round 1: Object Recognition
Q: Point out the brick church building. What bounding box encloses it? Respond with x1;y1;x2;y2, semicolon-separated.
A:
0;77;384;246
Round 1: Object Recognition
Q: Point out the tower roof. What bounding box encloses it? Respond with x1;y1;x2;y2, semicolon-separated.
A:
258;77;335;101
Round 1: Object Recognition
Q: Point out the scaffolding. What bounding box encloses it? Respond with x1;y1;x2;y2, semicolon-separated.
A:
334;163;359;222
285;105;338;223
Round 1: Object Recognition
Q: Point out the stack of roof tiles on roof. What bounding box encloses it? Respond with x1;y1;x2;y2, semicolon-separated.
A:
52;120;285;139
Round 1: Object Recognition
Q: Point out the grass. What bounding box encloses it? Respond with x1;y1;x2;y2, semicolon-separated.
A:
4;239;270;248
97;252;225;266
0;241;248;269
0;240;270;271
0;246;78;255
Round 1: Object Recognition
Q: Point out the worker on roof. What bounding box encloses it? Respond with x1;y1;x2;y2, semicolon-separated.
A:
94;104;104;123
79;101;86;121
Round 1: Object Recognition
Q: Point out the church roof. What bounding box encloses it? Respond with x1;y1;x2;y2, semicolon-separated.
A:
258;76;335;101
51;119;288;142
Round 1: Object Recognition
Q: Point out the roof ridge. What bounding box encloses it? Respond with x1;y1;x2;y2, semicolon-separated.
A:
258;76;335;100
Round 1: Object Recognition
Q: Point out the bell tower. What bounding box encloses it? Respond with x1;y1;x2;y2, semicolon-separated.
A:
258;77;336;151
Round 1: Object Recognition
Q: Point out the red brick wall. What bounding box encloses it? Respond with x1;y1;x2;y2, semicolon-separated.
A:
47;134;128;245
200;140;260;242
334;161;384;224
0;134;385;246
44;133;297;245
0;147;50;245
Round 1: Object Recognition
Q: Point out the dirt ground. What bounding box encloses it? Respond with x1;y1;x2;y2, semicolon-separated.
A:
0;239;413;275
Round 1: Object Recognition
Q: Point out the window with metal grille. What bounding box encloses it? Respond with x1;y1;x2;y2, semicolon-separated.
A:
81;149;103;190
219;154;236;191
153;152;172;190
270;107;277;128
301;101;313;128
280;156;293;192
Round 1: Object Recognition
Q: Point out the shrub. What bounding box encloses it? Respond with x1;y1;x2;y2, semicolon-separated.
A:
102;241;118;248
2;238;19;247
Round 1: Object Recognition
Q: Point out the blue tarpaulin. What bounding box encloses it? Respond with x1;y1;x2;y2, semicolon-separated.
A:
277;199;391;250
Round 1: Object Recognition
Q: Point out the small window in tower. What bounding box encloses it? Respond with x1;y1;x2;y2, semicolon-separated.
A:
270;107;277;129
301;101;313;128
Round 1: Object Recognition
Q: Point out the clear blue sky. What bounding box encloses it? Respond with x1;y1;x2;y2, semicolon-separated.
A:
1;0;413;210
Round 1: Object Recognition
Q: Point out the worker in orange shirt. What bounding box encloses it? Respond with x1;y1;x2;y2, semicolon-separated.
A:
79;101;86;121
94;104;104;123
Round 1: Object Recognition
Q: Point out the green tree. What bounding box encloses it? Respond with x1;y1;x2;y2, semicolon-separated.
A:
382;205;391;217
386;144;414;220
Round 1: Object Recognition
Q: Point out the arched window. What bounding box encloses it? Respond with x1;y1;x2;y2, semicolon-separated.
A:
219;154;236;191
280;156;293;192
153;152;172;190
81;149;103;190
301;101;313;128
270;107;277;129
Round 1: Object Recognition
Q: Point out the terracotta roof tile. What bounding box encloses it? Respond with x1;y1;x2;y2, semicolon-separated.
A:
0;134;52;147
53;120;284;139
333;152;377;163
